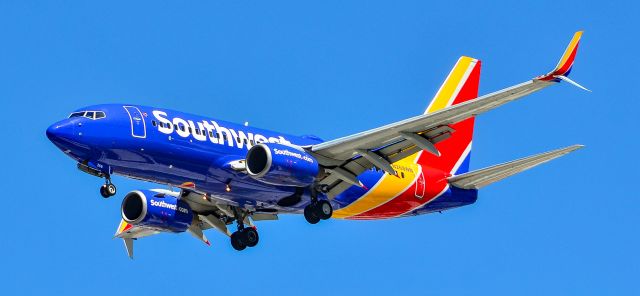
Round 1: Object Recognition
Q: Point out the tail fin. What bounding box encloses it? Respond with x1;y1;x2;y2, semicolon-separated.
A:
415;56;480;175
424;56;481;114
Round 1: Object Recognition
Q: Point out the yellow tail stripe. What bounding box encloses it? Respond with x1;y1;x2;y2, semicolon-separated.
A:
425;56;475;114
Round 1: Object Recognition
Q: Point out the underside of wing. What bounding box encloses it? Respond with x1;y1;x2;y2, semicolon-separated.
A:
448;145;584;189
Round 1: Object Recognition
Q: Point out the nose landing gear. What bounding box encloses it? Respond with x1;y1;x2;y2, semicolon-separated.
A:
100;177;117;198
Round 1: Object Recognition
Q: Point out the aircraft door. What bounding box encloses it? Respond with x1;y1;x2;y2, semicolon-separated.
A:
123;106;147;138
414;170;425;199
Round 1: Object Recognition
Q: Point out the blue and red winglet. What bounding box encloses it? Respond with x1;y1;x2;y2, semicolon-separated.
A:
537;31;590;91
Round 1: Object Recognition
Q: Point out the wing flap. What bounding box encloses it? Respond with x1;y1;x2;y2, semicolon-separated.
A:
448;145;584;189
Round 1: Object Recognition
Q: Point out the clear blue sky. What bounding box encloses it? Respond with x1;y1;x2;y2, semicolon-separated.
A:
1;1;637;295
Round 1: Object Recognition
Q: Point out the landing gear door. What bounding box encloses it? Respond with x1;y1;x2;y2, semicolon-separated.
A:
123;106;147;139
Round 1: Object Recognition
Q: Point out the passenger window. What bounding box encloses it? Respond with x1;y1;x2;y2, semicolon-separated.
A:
401;172;405;178
209;131;213;137
152;121;157;127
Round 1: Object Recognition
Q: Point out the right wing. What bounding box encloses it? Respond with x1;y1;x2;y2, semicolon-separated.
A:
308;31;585;198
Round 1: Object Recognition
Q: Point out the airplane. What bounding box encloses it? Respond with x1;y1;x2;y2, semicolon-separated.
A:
46;32;587;258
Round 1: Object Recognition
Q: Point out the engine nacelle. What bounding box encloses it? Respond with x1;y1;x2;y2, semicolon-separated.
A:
121;190;193;232
245;143;320;187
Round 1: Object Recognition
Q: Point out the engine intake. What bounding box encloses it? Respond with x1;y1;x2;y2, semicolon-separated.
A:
246;143;319;187
121;190;193;232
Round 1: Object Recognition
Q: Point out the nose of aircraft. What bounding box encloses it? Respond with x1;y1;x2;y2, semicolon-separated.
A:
46;119;76;143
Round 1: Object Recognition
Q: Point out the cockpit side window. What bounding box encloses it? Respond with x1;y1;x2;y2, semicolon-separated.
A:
69;112;85;118
68;111;106;120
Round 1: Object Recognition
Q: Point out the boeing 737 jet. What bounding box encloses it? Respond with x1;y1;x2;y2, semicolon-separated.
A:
46;32;587;258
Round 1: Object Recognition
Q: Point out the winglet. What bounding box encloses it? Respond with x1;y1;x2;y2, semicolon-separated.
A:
537;31;585;83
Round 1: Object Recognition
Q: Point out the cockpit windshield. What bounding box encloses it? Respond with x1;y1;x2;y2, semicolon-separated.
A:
68;111;107;120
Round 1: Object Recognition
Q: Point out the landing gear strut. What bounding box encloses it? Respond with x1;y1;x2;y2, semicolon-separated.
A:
100;177;117;198
304;185;333;224
230;209;259;251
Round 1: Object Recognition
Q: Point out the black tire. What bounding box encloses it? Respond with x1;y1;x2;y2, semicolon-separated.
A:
100;185;110;198
304;204;320;224
230;232;246;251
242;227;259;247
315;200;333;220
106;183;117;196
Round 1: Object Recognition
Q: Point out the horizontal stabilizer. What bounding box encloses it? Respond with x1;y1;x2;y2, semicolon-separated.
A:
448;145;584;189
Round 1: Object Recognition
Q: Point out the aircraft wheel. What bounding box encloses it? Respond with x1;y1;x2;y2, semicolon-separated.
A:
106;183;117;196
242;227;259;247
304;204;320;224
315;200;333;220
100;185;110;198
231;231;247;251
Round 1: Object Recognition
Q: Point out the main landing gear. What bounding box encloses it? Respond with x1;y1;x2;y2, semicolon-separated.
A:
100;177;117;198
230;209;259;251
303;185;333;224
304;200;333;224
230;227;259;251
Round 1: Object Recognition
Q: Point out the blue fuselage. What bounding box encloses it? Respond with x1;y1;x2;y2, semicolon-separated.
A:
46;104;476;217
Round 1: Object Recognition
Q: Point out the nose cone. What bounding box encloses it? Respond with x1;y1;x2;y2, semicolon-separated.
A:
47;119;94;160
46;120;76;143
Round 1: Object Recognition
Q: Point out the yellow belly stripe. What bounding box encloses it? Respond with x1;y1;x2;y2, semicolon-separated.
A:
333;158;420;218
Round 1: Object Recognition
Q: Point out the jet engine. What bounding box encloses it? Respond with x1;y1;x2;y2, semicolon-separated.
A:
121;190;193;232
245;143;320;187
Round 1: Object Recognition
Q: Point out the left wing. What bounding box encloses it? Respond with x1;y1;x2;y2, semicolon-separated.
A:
114;220;161;259
308;32;585;198
114;217;213;259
